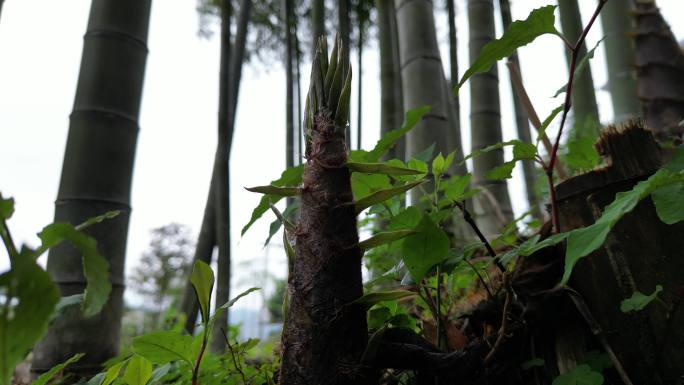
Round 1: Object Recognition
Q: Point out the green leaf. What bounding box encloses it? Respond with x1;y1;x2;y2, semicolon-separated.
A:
132;331;194;365
388;207;422;230
264;201;298;247
358;230;416;251
367;106;431;162
87;373;105;385
486;161;516;180
351;173;391;200
565;136;600;172
413;143;436;163
579;350;613;372
553;38;605;98
242;165;304;236
30;353;84;385
245;185;300;197
351;290;416;307
562;222;611;284
432;153;445;177
123;355;152;385
347;162;424;176
190;260;214;323
456;5;559;92
444;174;472;202
0;196;14;220
461;140;521;164
101;361;124;385
75;211;120;231
402;215;450;282
652;181;684;224
147;363;172;385
551;364;603;385
521;358;545;370
36;223;112;317
0;257;60;385
49;294;84;323
620;285;663;313
215;287;261;313
537;105;564;145
513;142;537;160
355;180;426;214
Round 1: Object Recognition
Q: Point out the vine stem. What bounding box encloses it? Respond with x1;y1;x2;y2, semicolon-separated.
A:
192;327;209;385
455;201;506;273
546;0;608;233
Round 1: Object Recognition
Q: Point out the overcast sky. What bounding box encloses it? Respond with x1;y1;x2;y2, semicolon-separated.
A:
1;0;682;312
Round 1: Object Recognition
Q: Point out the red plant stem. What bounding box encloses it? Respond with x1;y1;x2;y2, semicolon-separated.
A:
546;0;608;233
192;332;208;385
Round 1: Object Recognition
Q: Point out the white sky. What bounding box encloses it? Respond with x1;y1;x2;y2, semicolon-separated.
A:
1;0;682;313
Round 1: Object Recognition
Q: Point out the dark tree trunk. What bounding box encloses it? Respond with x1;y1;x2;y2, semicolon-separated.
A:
210;0;233;354
279;40;372;385
376;0;404;161
632;0;684;141
32;0;151;378
499;0;540;218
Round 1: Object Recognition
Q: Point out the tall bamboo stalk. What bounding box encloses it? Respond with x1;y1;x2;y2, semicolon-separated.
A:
377;0;404;160
499;0;540;217
557;0;600;133
600;0;639;122
311;0;325;49
468;0;514;235
32;0;151;377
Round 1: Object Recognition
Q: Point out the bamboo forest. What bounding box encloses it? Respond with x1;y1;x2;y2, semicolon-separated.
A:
3;0;684;384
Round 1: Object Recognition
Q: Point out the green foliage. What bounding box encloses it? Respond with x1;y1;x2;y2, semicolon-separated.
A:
456;5;560;92
651;181;684;224
551;364;604;385
123;355;153;385
351;290;416;308
620;285;663;313
190;260;214;323
553;38;605;98
355;180;426;214
401;215;449;282
537;105;564;145
244;185;300;196
347;162;423;176
30;353;83;385
0;195;116;385
132;331;194;365
358;230;416;251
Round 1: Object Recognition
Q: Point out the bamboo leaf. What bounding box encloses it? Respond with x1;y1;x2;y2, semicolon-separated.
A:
456;5;559;92
358;230;416;251
355;180;426;214
346;162;424;176
245;185;300;197
30;353;83;385
351;290;416;307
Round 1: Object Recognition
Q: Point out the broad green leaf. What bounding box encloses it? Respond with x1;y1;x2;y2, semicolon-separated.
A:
30;353;84;385
0;257;60;385
351;290;416;307
36;223;111;317
358;230;416;251
406;159;428;178
123;355;152;385
652;182;684;224
351;173;391;200
402;215;450;282
664;144;684;172
565;136;600;172
264;201;299;247
620;285;663;313
87;373;106;385
190;260;214;323
456;5;559;91
562;222;611;284
355;180;426;214
553;38;605;98
579;350;613;372
132;331;194;365
49;294;84;323
513;142;537;160
242;164;304;236
367;106;431;162
347;162;424;176
486;161;516;180
551;364;603;385
444;174;472;202
0;196;14;220
245;185;300;197
101;361;124;385
388;206;422;230
537;105;564;145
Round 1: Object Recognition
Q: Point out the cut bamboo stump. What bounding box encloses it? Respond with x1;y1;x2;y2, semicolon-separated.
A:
556;121;684;384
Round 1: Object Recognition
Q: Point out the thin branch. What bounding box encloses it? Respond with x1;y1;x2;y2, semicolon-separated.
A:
484;274;512;363
454;202;506;273
463;257;494;299
222;328;249;385
546;0;608;233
